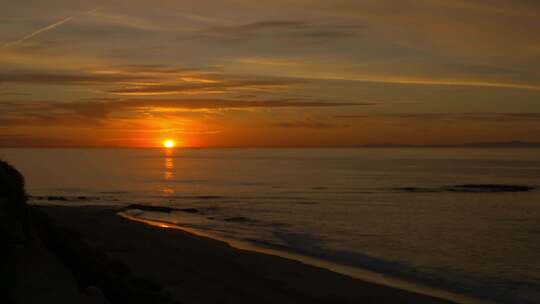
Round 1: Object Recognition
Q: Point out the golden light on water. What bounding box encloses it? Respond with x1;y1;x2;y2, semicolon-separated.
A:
163;139;175;148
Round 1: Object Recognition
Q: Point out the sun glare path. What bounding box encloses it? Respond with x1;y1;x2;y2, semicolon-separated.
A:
163;139;175;148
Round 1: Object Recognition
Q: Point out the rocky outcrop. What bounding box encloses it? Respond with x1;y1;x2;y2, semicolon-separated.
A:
0;160;29;246
0;160;89;303
396;184;535;193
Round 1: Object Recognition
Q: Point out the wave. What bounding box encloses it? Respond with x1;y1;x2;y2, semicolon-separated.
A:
121;208;538;304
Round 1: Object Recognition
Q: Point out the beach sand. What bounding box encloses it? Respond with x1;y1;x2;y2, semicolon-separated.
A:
36;205;456;304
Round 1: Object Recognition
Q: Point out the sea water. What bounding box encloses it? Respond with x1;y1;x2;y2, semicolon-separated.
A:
2;148;539;303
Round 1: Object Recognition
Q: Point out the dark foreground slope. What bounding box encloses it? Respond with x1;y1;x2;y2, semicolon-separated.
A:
1;160;175;304
0;160;93;303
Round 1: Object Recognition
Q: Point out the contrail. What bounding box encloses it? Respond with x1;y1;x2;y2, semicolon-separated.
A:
2;7;101;49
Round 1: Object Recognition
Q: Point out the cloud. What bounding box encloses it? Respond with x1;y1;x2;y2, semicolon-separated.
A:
0;97;367;127
338;75;540;91
195;19;365;43
203;20;308;34
109;78;306;95
229;54;540;91
0;134;78;148
0;71;150;86
334;113;540;123
0;91;32;97
61;98;364;117
330;0;540;60
3;66;538;92
272;120;349;129
84;10;164;31
0;65;313;95
105;64;200;74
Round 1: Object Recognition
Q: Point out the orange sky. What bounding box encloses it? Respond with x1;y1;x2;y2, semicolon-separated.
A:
1;0;540;147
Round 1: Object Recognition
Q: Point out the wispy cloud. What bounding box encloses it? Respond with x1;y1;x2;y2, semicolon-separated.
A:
0;97;366;127
341;76;540;91
204;20;307;34
4;67;538;92
335;113;540;123
194;19;365;43
109;78;306;95
0;65;306;96
1;7;101;49
231;56;540;91
0;67;307;95
272;119;350;129
0;70;149;85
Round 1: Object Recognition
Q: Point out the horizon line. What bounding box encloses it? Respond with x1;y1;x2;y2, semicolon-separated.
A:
1;142;540;149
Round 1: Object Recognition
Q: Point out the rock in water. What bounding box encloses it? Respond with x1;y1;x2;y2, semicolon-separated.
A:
447;184;535;193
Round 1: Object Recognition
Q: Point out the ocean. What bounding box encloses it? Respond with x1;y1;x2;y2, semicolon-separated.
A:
2;148;539;303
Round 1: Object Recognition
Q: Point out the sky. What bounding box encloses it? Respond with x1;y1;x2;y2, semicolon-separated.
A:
1;0;540;147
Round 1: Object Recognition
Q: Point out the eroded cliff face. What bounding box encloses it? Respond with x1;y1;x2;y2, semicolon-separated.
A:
0;161;90;304
0;160;27;303
0;160;28;247
0;161;26;201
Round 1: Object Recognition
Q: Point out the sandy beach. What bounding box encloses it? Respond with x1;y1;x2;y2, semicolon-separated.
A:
33;205;457;304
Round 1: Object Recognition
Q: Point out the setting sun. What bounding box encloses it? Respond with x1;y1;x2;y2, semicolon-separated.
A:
163;139;175;148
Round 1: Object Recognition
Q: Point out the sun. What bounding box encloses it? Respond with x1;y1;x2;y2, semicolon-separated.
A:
163;139;175;148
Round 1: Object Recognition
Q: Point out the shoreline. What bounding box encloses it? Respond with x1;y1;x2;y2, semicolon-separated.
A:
37;205;459;303
118;211;488;304
34;204;470;304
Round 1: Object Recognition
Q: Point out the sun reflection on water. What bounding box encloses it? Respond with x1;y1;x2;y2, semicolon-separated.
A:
163;149;175;195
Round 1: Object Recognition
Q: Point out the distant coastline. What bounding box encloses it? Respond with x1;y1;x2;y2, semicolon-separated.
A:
359;141;540;148
1;141;540;149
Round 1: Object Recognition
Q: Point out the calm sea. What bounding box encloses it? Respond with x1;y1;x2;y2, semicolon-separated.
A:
2;148;539;303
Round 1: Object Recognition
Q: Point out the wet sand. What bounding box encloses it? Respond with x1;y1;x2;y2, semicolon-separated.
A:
34;205;461;304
